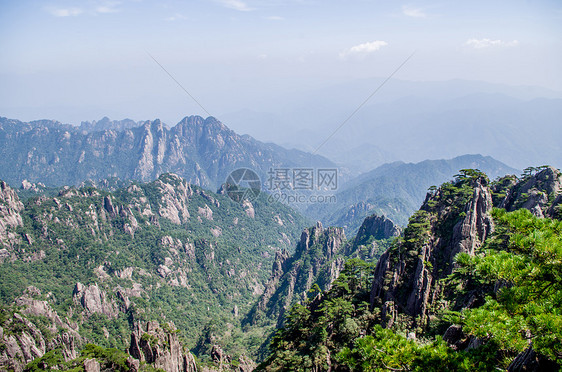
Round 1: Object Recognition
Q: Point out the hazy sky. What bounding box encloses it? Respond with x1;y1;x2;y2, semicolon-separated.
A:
1;0;561;126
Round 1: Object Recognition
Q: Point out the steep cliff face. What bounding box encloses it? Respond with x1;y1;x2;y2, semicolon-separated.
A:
0;287;81;372
0;181;24;253
73;282;119;318
370;175;494;327
246;222;347;326
129;321;197;372
496;166;562;219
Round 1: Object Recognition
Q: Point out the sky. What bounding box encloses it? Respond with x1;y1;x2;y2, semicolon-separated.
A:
1;0;561;127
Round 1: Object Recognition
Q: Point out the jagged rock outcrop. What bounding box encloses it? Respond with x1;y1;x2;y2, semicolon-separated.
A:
506;345;560;372
355;214;401;242
449;177;494;260
0;287;81;372
156;174;193;224
246;222;347;326
73;282;118;318
497;166;562;219
0;180;24;251
129;321;197;372
370;176;494;327
347;214;401;259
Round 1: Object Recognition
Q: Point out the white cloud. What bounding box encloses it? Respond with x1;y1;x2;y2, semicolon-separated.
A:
48;7;83;17
402;5;426;18
218;0;254;11
47;2;121;17
95;1;121;14
340;40;388;59
265;15;284;21
465;38;519;49
96;6;119;14
166;13;188;21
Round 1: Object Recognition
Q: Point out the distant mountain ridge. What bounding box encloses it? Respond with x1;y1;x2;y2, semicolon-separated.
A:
78;116;145;133
0;115;334;189
220;80;562;172
306;154;519;232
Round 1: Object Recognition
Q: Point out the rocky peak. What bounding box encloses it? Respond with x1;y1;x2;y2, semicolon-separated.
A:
0;180;24;249
129;321;197;372
370;175;494;327
355;214;401;243
498;166;562;218
72;282;118;318
246;224;347;326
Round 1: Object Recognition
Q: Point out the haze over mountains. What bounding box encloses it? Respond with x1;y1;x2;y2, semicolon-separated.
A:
307;154;518;232
0;114;523;227
220;79;562;172
1;111;560;370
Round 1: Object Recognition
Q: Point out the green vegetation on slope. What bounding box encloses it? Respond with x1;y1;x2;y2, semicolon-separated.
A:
0;174;310;362
261;173;562;371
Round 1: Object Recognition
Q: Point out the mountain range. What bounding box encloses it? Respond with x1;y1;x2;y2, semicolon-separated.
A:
307;154;519;233
1;112;560;371
0;115;334;189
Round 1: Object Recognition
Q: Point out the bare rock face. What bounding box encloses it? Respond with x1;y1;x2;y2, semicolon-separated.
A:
73;282;118;318
156;174;193;225
499;166;562;218
135;120;166;180
242;200;255;219
198;204;213;220
449;177;494;261
83;358;101;372
370;176;494;326
0;180;24;250
0;288;81;372
245;222;347;326
129;321;197;372
355;214;402;242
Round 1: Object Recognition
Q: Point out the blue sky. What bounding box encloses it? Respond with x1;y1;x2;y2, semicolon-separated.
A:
1;0;561;125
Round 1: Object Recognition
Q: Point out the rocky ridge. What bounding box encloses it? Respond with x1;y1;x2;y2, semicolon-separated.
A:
0;287;81;372
370;167;562;330
0;115;334;189
247;213;401;328
246;222;347;326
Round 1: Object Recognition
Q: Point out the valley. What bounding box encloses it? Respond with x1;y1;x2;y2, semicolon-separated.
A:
1;115;561;371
